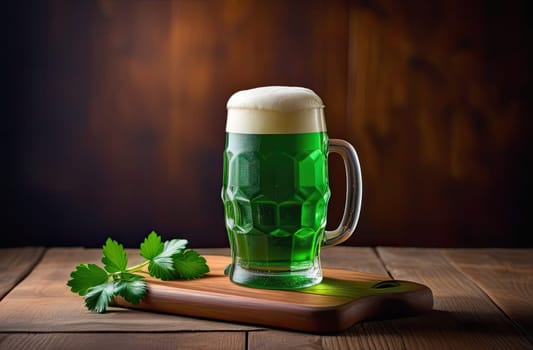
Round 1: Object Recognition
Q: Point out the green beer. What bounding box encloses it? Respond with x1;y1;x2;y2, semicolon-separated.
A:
223;86;362;289
222;132;330;288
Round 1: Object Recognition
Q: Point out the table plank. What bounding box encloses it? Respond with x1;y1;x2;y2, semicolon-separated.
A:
0;248;258;332
443;248;533;341
3;247;531;350
249;321;406;350
0;247;46;300
0;332;245;350
320;246;393;275
375;247;532;350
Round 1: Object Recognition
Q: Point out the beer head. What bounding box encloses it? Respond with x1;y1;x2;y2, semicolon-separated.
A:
226;86;327;134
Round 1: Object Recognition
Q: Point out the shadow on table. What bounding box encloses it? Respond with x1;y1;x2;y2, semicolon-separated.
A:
347;309;526;338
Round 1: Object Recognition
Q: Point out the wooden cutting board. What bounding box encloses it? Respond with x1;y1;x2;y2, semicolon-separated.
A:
114;255;433;333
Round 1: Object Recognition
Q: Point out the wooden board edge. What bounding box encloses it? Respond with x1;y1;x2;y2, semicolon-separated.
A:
114;279;433;334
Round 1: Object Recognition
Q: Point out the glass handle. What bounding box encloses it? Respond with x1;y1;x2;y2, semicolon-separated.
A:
324;139;363;246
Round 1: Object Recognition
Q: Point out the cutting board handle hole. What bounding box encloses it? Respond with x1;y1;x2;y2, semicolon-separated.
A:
372;280;401;289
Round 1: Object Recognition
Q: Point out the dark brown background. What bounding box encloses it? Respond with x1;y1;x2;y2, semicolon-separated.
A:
4;0;531;248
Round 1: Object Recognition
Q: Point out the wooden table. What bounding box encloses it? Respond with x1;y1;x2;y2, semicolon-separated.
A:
0;247;531;349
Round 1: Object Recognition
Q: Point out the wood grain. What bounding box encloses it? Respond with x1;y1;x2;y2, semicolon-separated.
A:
115;255;432;333
0;247;531;349
249;320;407;350
320;246;392;276
8;1;530;249
4;0;351;249
0;332;245;350
345;0;530;247
375;247;532;349
443;249;533;342
0;247;45;300
0;248;258;332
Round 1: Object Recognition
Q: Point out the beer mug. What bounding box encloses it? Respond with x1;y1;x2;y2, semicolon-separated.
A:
222;86;362;289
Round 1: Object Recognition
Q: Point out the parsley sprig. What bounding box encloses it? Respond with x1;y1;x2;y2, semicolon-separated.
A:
67;231;209;313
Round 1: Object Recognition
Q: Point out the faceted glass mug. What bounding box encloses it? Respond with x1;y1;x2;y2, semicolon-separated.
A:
222;86;362;289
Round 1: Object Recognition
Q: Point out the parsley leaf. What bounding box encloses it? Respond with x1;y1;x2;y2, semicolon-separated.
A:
84;281;116;313
68;264;109;296
102;238;128;273
68;231;209;313
148;238;188;280
115;277;147;305
139;231;164;260
173;249;210;279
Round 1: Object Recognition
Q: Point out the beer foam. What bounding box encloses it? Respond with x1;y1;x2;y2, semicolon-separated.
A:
226;86;327;134
227;86;324;112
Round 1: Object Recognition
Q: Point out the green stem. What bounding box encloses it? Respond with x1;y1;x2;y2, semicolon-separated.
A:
135;270;151;275
126;260;150;273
